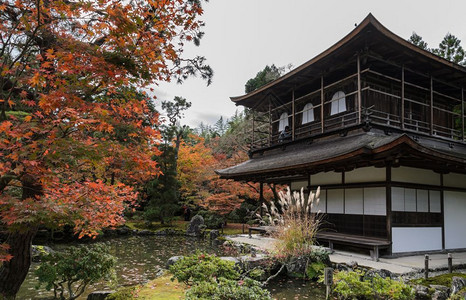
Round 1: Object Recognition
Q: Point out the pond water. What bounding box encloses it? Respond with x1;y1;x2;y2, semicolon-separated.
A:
17;235;326;299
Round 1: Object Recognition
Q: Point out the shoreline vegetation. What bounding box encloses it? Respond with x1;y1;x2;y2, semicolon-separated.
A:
30;217;466;300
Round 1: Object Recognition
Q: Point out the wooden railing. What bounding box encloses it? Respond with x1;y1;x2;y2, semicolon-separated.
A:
249;66;466;151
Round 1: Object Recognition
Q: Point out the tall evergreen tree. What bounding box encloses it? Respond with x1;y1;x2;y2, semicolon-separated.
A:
408;32;429;50
245;64;283;93
144;97;192;224
408;32;466;66
214;116;228;136
432;33;465;66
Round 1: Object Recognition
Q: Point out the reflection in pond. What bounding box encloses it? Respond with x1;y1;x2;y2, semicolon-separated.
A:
18;235;325;299
267;278;327;299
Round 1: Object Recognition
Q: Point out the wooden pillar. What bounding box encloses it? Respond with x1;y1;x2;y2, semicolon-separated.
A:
292;88;295;141
462;88;464;141
385;165;392;254
259;182;264;217
321;75;324;133
430;76;434;135
357;54;362;124
401;66;405;130
268;98;272;147
441;174;445;250
251;110;255;149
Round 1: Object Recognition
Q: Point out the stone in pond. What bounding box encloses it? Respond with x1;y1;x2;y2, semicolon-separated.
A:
285;256;307;278
431;290;449;300
414;285;431;300
166;256;183;269
451;276;466;295
87;291;115;300
186;214;204;237
31;245;54;262
364;268;396;280
430;285;450;295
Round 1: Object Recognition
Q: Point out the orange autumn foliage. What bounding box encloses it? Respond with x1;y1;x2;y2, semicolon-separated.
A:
176;136;275;216
0;0;210;265
202;152;275;216
177;135;215;204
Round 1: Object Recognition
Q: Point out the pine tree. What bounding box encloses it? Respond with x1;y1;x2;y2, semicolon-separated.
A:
432;33;466;66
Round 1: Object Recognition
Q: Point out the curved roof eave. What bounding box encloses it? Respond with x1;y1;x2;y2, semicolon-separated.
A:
215;134;466;180
230;13;466;106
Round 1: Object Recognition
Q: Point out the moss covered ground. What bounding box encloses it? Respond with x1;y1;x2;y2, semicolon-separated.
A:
125;219;247;235
126;220;188;231
109;274;185;300
410;272;466;287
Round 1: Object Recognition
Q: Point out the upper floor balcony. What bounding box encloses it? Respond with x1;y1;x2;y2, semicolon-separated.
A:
249;56;466;152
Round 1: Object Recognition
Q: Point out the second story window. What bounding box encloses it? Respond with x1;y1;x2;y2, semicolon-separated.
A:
330;91;347;115
302;103;315;124
279;112;289;131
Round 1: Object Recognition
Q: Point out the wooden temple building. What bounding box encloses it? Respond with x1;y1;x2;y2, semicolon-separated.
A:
217;14;466;257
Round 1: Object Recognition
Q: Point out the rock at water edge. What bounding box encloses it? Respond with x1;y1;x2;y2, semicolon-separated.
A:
186;215;204;237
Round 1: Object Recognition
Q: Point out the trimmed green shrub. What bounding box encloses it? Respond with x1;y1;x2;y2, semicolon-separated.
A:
331;270;414;300
306;261;326;280
170;251;272;300
169;251;239;285
248;269;266;281
185;277;272;300
35;244;116;300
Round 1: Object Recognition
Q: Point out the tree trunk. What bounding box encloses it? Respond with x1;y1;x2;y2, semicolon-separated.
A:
0;228;37;299
0;174;42;299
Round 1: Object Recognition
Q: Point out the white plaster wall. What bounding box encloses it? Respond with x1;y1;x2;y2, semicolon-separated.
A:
429;190;441;213
391;187;405;211
444;191;466;249
311;172;342;186
392;227;442;253
345;167;385;183
345;188;363;214
290;180;307;191
364;187;386;216
404;188;417;212
312;189;326;213
417;190;429;212
327;189;344;213
392;166;440;186
444;173;466;189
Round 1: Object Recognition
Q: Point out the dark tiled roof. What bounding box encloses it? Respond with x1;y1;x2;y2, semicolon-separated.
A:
216;131;466;180
217;131;398;178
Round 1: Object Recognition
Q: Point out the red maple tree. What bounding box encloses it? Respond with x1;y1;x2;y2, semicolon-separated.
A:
177;136;275;217
0;0;211;297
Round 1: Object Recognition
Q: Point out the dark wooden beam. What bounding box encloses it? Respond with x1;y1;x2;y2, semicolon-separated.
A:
366;52;465;92
440;174;445;250
386;164;392;255
462;88;465;141
252;110;255;149
430;76;434;135
401;65;405;130
268;97;272;147
357;54;362;124
292;88;295;141
321;75;324;133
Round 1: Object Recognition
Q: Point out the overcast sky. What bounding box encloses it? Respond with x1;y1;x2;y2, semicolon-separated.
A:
154;0;466;128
